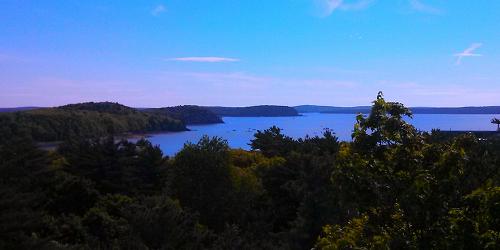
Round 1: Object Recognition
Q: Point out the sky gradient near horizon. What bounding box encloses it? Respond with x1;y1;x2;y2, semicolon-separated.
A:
1;0;499;107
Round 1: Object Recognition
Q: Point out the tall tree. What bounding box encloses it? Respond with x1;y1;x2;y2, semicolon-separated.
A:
168;136;234;231
492;117;500;131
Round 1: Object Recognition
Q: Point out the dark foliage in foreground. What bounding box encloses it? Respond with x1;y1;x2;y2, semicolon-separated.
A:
1;93;499;249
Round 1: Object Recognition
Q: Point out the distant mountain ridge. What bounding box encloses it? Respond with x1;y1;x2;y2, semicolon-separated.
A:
0;103;302;142
0;107;40;112
207;105;299;117
3;104;500;115
0;104;299;118
295;105;500;114
144;105;223;125
295;105;371;114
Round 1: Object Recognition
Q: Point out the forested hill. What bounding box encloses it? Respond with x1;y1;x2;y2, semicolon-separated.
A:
295;105;500;114
0;102;186;142
208;105;299;117
59;102;141;115
144;105;223;125
295;105;371;114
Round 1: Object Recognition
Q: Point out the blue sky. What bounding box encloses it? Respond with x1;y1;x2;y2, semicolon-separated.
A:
1;0;499;107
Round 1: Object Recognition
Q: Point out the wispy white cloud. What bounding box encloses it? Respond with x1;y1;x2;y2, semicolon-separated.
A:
151;4;166;16
317;0;442;16
454;43;483;65
316;0;374;16
339;0;375;11
409;0;441;14
167;57;240;63
321;0;343;14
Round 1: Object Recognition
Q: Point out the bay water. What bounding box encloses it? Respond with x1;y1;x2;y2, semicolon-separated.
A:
143;113;499;155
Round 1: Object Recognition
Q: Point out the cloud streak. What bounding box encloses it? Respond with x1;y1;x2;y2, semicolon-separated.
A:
317;0;442;16
454;43;483;65
339;0;375;11
409;0;441;14
317;0;374;16
167;57;240;63
151;4;166;16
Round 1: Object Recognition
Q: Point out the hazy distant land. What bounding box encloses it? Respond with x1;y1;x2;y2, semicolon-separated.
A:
3;105;500;115
295;105;500;114
207;105;299;117
0;103;299;142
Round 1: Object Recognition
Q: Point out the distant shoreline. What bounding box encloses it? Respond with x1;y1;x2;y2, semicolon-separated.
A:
3;106;500;115
295;105;500;115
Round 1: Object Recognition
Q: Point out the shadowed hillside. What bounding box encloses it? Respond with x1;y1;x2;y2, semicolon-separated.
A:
208;105;299;117
0;102;187;142
145;105;223;125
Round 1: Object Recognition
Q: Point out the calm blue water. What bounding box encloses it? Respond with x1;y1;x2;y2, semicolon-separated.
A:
144;113;499;156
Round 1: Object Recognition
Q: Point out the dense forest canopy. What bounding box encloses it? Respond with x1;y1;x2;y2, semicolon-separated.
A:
59;102;141;115
0;102;189;142
1;93;499;249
